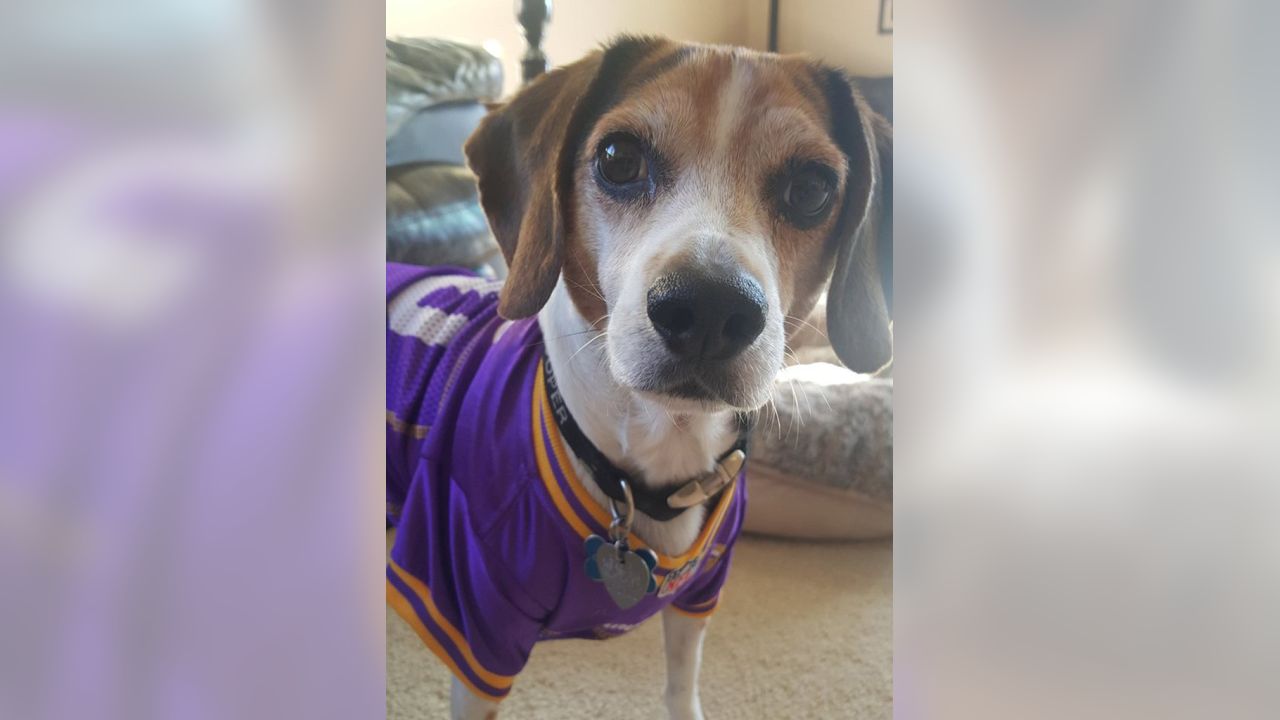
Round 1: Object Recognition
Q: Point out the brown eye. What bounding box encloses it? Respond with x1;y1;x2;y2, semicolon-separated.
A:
597;133;648;186
783;166;835;218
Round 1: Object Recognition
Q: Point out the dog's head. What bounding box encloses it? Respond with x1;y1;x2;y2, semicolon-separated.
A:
466;36;891;412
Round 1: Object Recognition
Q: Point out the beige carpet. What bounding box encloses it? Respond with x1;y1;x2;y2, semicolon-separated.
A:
387;535;892;718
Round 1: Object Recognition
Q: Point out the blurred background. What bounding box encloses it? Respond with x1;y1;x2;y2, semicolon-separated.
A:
2;0;1279;719
388;0;891;97
895;2;1280;719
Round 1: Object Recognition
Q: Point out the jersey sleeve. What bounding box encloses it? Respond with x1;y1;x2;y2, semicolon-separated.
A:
387;468;543;702
670;542;736;618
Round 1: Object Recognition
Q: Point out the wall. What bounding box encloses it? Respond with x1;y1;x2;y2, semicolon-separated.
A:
385;0;892;97
776;0;893;76
386;0;754;97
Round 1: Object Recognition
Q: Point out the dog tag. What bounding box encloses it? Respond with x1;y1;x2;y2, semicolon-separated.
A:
585;535;658;609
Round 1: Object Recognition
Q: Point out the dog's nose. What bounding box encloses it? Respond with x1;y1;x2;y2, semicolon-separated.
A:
647;270;767;361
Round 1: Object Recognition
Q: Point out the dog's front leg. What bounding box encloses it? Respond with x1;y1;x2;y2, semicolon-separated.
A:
662;607;709;720
450;677;499;720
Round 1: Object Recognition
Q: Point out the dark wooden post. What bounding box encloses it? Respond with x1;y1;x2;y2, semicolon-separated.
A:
517;0;552;84
768;0;779;52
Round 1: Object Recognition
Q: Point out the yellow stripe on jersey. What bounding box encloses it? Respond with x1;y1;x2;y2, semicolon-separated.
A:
387;560;515;692
534;361;739;571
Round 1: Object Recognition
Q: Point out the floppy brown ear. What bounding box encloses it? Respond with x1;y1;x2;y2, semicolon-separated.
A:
464;36;676;320
819;69;893;373
464;62;592;318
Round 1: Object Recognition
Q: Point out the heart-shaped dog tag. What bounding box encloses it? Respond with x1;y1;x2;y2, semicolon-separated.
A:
596;545;650;609
585;535;657;609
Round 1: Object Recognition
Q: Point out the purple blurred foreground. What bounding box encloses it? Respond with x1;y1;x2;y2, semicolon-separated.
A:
0;3;384;719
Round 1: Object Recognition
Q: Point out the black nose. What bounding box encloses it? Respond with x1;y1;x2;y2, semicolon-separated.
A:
646;270;767;361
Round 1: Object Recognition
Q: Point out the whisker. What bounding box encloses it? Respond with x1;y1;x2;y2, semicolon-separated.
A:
785;376;802;443
568;332;609;362
784;314;829;342
548;329;599;341
567;253;608;303
563;278;604;303
764;392;782;439
782;348;838;416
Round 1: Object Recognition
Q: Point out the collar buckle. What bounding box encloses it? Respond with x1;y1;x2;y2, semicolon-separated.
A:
666;449;746;510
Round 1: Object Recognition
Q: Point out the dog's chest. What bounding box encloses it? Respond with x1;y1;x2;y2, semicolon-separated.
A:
535;540;735;641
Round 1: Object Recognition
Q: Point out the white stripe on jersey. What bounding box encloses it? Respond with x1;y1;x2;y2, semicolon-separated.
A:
387;274;502;345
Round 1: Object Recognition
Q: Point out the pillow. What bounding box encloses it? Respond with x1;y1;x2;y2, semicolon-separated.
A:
746;362;892;540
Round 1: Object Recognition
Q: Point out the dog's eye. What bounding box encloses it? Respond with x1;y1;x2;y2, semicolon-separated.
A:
597;134;648;186
783;165;835;219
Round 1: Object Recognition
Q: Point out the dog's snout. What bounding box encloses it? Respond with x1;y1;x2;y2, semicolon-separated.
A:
646;270;766;361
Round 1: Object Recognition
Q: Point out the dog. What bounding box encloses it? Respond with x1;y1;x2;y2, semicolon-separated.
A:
386;36;891;720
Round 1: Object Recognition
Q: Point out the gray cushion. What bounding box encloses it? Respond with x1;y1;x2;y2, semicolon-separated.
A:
386;163;503;275
386;37;502;141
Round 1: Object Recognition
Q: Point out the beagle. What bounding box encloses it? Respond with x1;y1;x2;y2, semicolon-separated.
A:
386;36;891;720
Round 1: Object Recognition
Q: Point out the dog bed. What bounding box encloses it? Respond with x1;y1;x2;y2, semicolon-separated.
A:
745;339;893;540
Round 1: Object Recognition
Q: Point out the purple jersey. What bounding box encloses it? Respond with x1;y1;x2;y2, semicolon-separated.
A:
386;263;746;702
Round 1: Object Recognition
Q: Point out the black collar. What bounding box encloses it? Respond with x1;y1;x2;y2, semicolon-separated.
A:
543;358;752;522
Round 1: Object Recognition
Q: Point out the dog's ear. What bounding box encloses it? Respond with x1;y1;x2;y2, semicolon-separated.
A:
818;68;893;373
465;36;674;319
464;62;591;318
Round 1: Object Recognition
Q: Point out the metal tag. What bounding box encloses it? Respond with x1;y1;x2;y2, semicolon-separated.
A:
585;535;658;609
